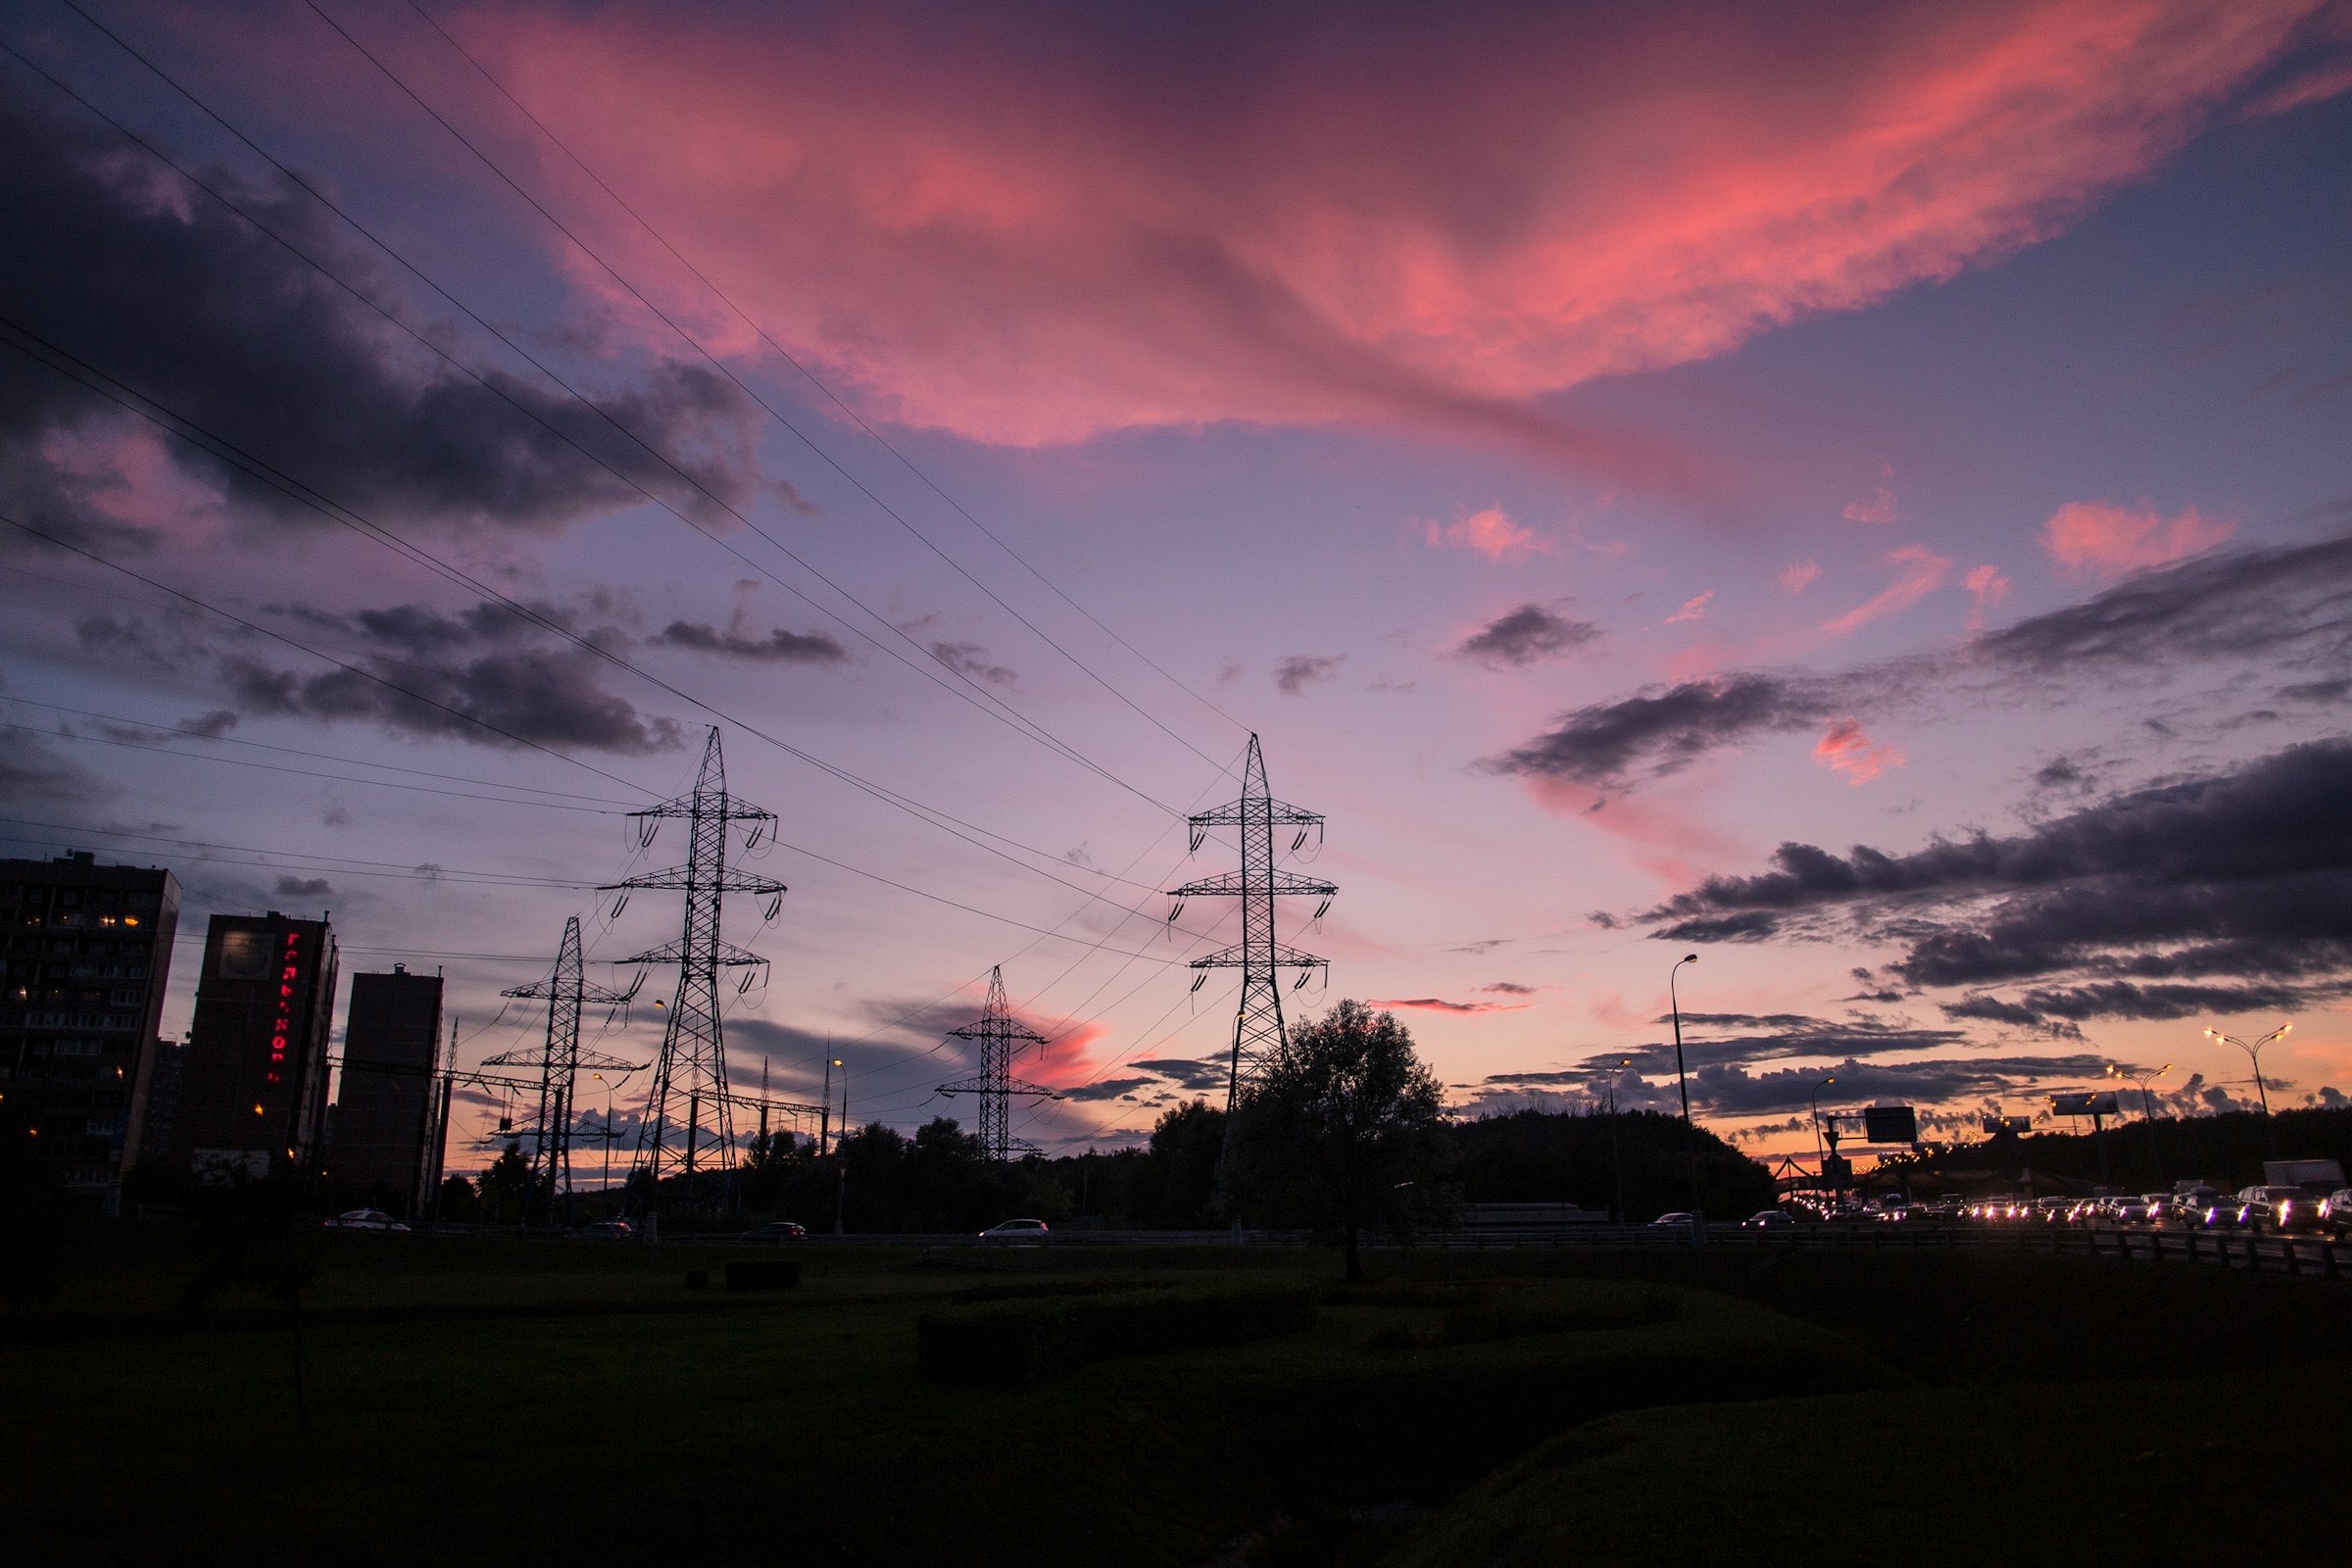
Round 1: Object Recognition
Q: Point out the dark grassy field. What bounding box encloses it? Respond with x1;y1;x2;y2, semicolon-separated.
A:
2;1225;2344;1566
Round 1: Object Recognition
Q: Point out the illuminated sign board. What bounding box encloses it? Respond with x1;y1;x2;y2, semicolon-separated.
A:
2049;1092;2120;1117
267;930;303;1086
1982;1115;2033;1135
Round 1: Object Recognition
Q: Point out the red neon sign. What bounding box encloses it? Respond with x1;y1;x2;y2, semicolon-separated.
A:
267;931;301;1086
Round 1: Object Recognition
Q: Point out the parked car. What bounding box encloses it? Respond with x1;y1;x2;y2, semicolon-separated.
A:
324;1208;410;1232
739;1220;807;1244
979;1218;1051;1245
1741;1209;1792;1229
2321;1190;2352;1239
571;1219;633;1240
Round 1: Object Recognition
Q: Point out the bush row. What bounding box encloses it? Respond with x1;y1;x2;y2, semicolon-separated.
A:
918;1281;1320;1385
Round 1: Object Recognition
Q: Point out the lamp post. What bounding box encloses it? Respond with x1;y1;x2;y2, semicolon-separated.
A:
592;1072;613;1199
832;1056;848;1237
2204;1026;2287;1117
1605;1057;1631;1225
1670;953;1700;1240
2109;1061;2170;1187
1811;1075;1837;1197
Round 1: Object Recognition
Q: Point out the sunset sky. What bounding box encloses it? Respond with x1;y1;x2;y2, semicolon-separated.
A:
6;0;2351;1171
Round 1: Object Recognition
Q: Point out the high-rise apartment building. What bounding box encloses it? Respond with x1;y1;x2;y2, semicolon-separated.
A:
0;852;180;1206
179;911;338;1177
330;965;443;1212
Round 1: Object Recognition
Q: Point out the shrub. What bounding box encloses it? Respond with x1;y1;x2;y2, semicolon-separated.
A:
1442;1288;1678;1346
947;1277;1158;1306
724;1258;802;1291
918;1281;1319;1385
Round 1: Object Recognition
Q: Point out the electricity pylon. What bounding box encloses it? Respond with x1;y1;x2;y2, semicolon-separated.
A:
485;915;640;1227
937;966;1059;1160
1167;734;1334;1112
602;727;785;1212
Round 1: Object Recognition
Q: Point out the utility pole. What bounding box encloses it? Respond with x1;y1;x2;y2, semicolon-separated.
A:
603;727;785;1220
832;1054;848;1236
1166;734;1335;1119
486;916;636;1229
819;1051;833;1157
1669;954;1702;1241
939;967;1060;1160
1605;1057;1629;1224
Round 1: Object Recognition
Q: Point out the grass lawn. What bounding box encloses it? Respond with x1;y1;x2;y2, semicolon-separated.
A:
1383;1363;2352;1568
0;1226;1888;1566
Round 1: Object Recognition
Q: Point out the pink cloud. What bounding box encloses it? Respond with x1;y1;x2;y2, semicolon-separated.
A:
1962;563;2011;630
2039;501;2235;578
1778;561;1822;595
1364;997;1531;1015
1424;504;1555;563
1842;486;1899;524
449;2;2331;466
1665;590;1715;624
1819;545;1951;638
1814;717;1905;784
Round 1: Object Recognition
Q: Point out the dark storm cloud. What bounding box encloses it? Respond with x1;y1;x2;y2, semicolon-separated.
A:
1485;533;2352;788
271;876;333;899
1454;602;1602;669
217;646;677;754
1062;1077;1158;1102
1274;654;1344;695
1679;1054;2111;1116
68;589;683;755
928;642;1018;687
0;728;113;806
1644;738;2352;1026
1130;1056;1229;1092
1483;672;1841;785
652;620;848;664
0;86;770;550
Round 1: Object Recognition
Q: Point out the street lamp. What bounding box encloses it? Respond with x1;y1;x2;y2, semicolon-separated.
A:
2204;1025;2288;1117
1811;1075;1837;1195
1670;953;1700;1238
832;1056;848;1237
592;1072;615;1199
1605;1056;1631;1224
2107;1061;2170;1121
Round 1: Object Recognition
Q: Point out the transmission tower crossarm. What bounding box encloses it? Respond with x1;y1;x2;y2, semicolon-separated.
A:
617;938;772;968
602;865;786;896
1186;801;1324;828
1166;868;1336;899
1188;940;1329;970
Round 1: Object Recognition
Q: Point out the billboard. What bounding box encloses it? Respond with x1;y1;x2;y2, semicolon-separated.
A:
1982;1115;2033;1136
1862;1105;1918;1144
2049;1092;2120;1117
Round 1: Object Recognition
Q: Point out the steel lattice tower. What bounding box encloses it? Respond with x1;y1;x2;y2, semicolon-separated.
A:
485;916;639;1226
1168;734;1335;1111
602;727;785;1210
937;966;1058;1160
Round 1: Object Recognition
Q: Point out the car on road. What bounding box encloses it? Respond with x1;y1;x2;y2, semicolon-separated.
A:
1649;1212;1699;1231
323;1208;410;1232
2322;1190;2352;1239
739;1220;807;1244
2272;1195;2330;1235
1741;1210;1792;1230
979;1218;1051;1245
570;1219;633;1241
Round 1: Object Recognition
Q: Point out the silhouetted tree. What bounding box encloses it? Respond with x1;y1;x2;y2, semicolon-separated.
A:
1140;1099;1226;1227
478;1140;533;1224
1231;1001;1446;1280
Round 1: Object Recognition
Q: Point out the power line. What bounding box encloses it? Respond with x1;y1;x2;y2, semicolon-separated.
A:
367;0;1240;771
0;715;627;814
24;14;1195;822
0;694;638;804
